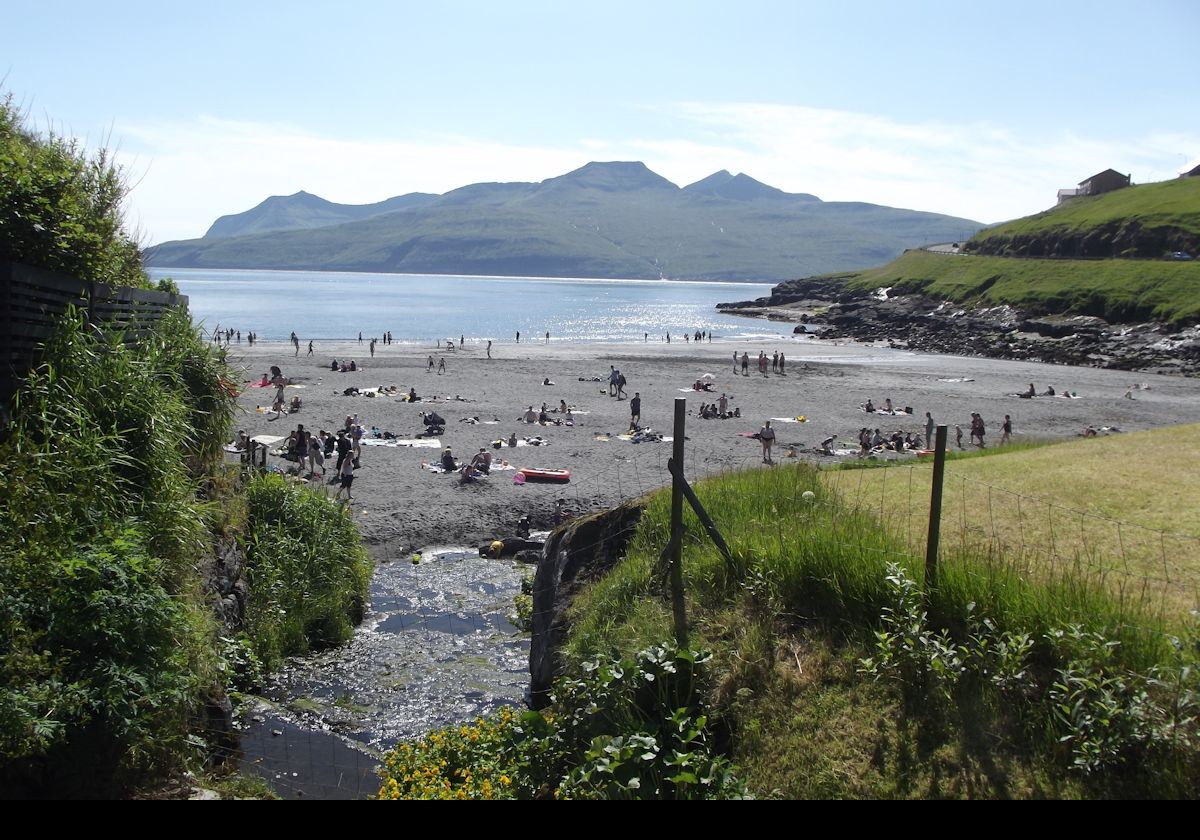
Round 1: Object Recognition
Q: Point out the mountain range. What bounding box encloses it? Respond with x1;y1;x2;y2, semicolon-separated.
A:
146;162;984;281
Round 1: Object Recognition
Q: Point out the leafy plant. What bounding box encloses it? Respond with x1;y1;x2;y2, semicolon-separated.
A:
376;643;747;800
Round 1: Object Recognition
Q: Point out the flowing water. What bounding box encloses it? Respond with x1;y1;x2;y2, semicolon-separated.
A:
238;546;529;799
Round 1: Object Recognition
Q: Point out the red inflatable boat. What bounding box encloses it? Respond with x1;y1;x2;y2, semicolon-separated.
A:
517;467;571;483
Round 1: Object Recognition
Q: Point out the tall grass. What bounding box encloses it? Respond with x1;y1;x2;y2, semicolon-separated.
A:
0;309;235;794
242;474;372;671
569;463;1171;672
562;461;1196;795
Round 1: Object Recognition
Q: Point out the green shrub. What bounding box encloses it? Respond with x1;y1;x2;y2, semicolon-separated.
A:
376;643;747;800
0;525;205;792
0;311;234;793
0;93;147;289
242;474;372;670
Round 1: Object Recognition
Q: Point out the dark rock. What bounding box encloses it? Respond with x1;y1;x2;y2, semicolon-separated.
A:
202;687;238;767
529;499;645;707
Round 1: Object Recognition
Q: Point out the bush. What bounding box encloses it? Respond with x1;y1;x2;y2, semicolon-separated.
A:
242;474;372;671
0;93;147;289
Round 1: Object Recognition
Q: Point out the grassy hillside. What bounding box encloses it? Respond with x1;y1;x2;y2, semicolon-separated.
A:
557;428;1200;798
967;178;1200;258
840;248;1200;324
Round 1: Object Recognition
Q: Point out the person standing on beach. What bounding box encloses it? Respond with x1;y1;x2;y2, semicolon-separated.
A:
438;357;446;375
733;352;738;374
718;393;728;417
427;355;434;372
334;452;355;502
778;352;785;374
608;366;618;397
630;392;641;430
741;352;749;376
759;420;776;463
516;330;520;343
545;331;550;343
307;340;314;357
616;371;627;400
487;340;492;359
772;351;778;373
1001;415;1012;445
925;412;935;447
956;424;964;449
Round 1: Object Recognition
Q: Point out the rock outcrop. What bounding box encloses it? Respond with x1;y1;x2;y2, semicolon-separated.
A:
720;283;1200;375
529;499;645;707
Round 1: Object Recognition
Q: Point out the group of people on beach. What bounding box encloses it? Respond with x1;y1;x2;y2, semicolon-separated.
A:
697;393;737;420
212;327;254;345
735;350;786;376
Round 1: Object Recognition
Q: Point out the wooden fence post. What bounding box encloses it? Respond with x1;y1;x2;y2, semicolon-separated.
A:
669;397;689;648
925;424;949;591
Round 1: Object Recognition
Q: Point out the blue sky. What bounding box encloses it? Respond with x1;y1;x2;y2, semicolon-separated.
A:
7;0;1199;243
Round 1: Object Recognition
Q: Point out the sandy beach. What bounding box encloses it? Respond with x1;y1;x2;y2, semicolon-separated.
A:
225;336;1200;556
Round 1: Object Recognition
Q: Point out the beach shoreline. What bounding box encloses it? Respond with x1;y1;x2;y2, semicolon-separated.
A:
225;338;1200;556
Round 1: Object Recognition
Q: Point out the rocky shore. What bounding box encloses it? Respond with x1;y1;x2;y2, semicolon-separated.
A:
718;277;1200;375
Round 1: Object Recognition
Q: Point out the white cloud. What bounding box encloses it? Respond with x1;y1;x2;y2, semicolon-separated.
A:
646;102;1200;222
111;105;1200;244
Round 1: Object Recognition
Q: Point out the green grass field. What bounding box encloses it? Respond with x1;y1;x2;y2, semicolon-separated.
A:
840;248;1200;324
822;425;1200;618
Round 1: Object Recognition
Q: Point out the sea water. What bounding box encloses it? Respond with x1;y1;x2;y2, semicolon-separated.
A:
149;267;780;343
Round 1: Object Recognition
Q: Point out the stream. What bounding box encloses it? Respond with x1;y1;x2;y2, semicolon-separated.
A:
237;546;530;799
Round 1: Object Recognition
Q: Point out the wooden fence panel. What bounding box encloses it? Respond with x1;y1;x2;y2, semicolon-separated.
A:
1;261;189;434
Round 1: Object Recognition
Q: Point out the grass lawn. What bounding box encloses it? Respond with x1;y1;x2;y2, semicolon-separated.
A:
822;424;1200;619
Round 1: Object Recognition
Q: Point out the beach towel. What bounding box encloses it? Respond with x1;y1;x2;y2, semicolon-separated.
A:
770;416;808;424
360;438;441;448
247;381;273;388
936;378;975;383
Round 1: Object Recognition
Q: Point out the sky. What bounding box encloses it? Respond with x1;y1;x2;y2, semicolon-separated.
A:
6;0;1199;244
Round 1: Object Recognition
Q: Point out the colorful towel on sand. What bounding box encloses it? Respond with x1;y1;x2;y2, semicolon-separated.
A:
770;416;807;423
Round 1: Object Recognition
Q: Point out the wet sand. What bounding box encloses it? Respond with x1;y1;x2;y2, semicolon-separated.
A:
226;336;1200;555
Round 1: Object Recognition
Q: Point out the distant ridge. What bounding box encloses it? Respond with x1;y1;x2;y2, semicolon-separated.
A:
149;161;984;281
683;170;817;202
204;190;437;238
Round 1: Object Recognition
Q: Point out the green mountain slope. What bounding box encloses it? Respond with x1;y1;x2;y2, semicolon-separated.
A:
966;177;1200;258
146;162;983;281
204;190;437;238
